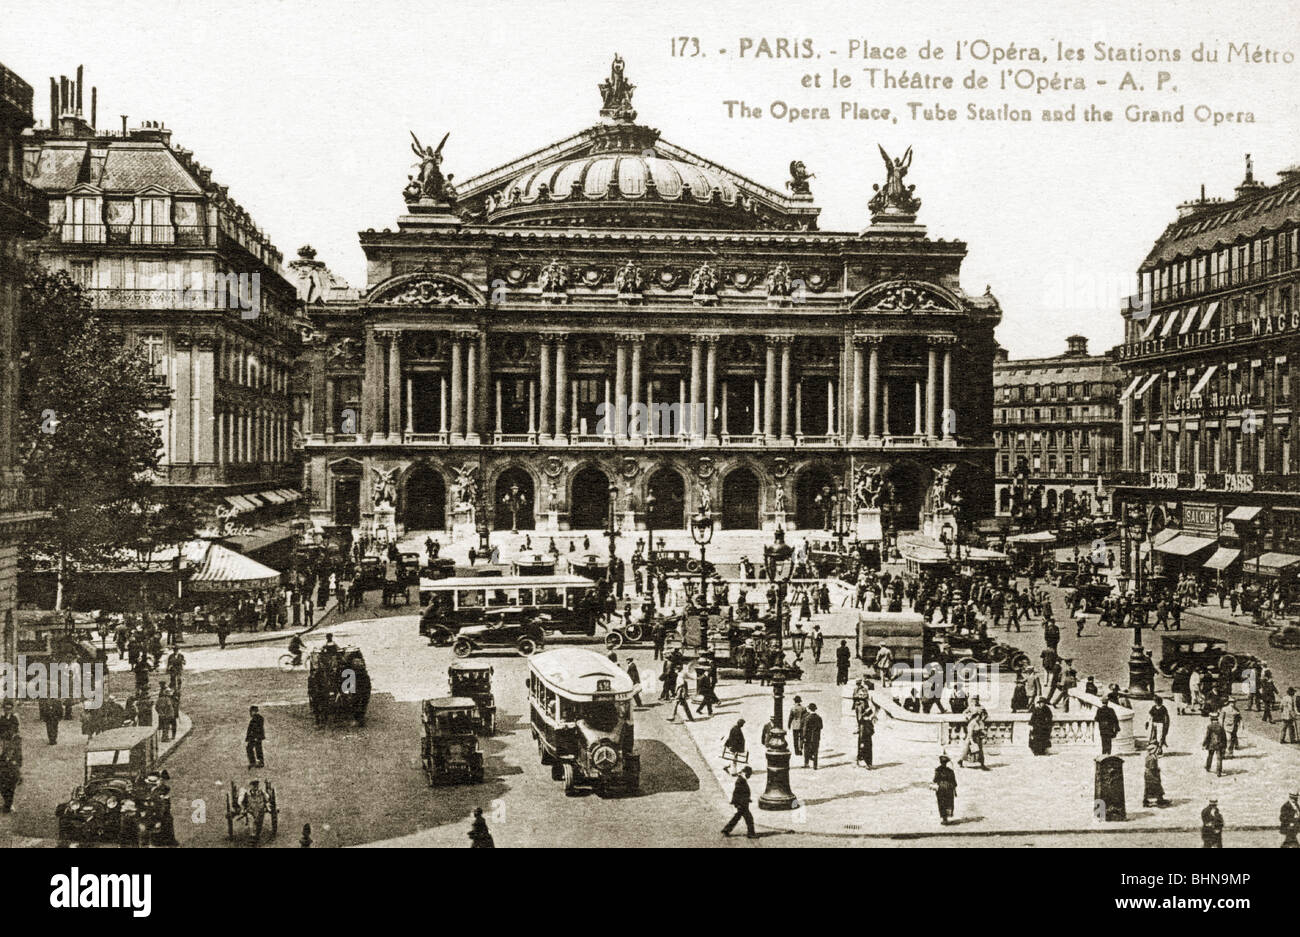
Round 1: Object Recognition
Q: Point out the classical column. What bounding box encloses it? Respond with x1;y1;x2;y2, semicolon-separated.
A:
721;381;729;436
926;341;938;439
405;377;414;434
439;376;448;434
494;378;503;434
704;335;718;441
942;344;954;439
528;380;536;435
882;380;891;437
764;339;778;441
324;378;335;440
689;337;703;439
629;335;643;439
914;380;923;435
851;340;865;441
477;330;490;443
384;330;401;442
362;330;379;441
753;379;761;435
867;338;880;440
614;340;628;440
795;382;803;436
779;336;792;441
450;334;464;438
826;379;835;435
554;335;568;441
604;377;612;437
465;338;478;440
539;337;553;440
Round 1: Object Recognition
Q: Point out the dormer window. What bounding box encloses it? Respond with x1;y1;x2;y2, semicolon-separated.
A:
133;195;173;244
64;195;104;243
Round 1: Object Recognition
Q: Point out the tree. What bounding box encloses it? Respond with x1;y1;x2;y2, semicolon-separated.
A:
18;268;164;608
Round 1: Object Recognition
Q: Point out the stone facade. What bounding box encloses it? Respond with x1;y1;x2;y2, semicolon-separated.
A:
299;58;1002;538
0;61;49;663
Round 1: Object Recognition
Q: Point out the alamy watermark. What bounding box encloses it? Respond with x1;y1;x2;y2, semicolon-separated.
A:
1;657;105;708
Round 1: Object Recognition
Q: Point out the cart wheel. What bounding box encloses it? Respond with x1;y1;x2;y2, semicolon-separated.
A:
604;632;624;652
1009;652;1032;673
562;763;578;795
551;762;564;781
516;636;539;657
1219;654;1238;678
277;653;296;672
623;623;643;643
452;639;473;658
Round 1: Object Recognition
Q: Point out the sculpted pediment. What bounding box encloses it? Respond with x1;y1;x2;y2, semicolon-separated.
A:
367;274;483;307
852;280;961;313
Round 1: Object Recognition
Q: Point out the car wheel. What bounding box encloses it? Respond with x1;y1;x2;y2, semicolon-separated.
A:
604;632;624;652
562;763;578;795
686;559;701;573
1009;652;1031;673
452;639;473;659
516;636;538;657
1219;654;1238;677
624;623;643;642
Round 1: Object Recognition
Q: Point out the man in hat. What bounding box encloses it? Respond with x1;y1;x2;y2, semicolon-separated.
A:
722;719;746;774
1202;714;1227;777
721;766;758;839
1146;696;1171;752
38;696;62;745
1281;791;1300;848
241;779;270;841
1143;744;1170;807
933;755;957;824
1095;697;1120;755
802;703;824;770
1280;687;1298;744
787;695;807;757
245;705;266;768
1201;798;1224;848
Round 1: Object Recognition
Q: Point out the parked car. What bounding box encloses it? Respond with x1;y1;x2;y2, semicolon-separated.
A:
421;697;485;785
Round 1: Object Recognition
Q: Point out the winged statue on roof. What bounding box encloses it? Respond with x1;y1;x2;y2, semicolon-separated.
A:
406;130;452;204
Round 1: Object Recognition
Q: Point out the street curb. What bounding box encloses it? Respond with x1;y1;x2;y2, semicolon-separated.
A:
737;820;1282;840
173;597;339;651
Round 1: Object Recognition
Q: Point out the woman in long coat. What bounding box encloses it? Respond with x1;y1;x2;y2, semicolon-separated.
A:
1028;698;1054;755
932;755;957;824
1142;744;1169;807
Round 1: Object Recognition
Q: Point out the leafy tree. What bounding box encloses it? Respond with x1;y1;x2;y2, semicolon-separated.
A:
18;268;164;608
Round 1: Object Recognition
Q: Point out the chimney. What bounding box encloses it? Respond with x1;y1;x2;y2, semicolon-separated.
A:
48;77;56;130
993;344;1010;364
75;65;83;114
1065;335;1088;357
91;87;96;129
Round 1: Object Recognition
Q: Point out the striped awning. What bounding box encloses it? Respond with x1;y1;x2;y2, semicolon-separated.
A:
1190;365;1218;396
1140;312;1162;340
1119;374;1144;401
1133;373;1160;400
1160;308;1183;336
1179;305;1200;334
187;542;281;592
1198;301;1220;331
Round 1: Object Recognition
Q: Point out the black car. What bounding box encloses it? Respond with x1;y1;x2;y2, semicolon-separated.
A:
452;619;547;658
56;776;168;844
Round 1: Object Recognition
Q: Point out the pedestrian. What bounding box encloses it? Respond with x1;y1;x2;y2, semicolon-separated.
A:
668;673;695;723
933;755;957;824
787;695;806;756
1142;744;1170;807
215;614;230;650
835;640;851;685
695;667;717;717
721;766;757;838
245;705;266;768
1202;714;1226;777
810;625;824;664
1074;605;1087;638
625;658;643;707
166;648;186;694
958;697;987;769
0;735;19;814
1201;798;1224;848
1280;688;1298;743
1282;792;1300;848
1222;700;1242;755
1028;698;1053;755
659;661;676;701
468;807;495;847
467;546;477;567
38;697;62;745
856;708;875;768
1146;696;1171;752
1095;697;1120;755
802;703;823;769
155;685;177;741
723;719;746;774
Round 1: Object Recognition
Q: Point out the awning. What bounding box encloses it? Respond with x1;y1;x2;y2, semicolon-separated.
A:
1203;548;1242;571
1154;533;1217;557
1160;308;1183;337
1140;312;1162;340
1190;365;1218;396
1007;531;1057;544
1133;373;1160;400
223;495;249;514
1226;505;1262;523
1141;527;1180;556
1198;301;1220;331
1247;553;1300;576
276;489;302;502
186;542;282;592
260;490;287;505
1179;305;1200;334
1119;374;1144;401
233;495;261;512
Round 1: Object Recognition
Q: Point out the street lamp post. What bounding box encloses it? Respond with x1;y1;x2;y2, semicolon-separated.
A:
1124;504;1154;700
605;482;620;586
501;483;527;534
644;491;657;617
759;528;799;811
690;509;714;656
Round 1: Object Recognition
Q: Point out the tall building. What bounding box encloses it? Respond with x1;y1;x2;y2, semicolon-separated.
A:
22;68;303;533
1112;155;1300;583
993;335;1122;523
0;61;50;663
300;57;1002;537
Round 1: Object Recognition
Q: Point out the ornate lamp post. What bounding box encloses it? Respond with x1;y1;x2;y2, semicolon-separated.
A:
690;509;714;655
605;482;620;586
644;491;657;617
759;527;799;811
501;483;527;534
1123;504;1154;700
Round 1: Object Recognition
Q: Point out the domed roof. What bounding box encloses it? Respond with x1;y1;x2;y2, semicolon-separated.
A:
503;152;741;207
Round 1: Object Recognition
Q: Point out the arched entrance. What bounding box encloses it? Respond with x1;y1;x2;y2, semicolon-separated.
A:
494;467;535;530
570;466;611;530
794;465;836;530
886;462;927;530
721;468;760;529
1046;488;1059;515
647;468;685;530
333;477;360;526
403;464;446;531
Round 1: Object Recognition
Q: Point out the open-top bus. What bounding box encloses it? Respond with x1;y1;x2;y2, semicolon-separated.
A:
419;574;602;645
527;647;640;796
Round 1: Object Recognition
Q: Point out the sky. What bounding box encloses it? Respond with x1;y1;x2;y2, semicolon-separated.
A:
3;0;1297;359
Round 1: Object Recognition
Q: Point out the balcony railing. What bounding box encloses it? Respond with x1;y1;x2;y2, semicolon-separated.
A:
86;288;227;310
59;223;212;246
1140;257;1299;309
0;165;45;223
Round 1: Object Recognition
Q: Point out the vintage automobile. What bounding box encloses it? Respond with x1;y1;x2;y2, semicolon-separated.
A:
421;697;485;785
224;779;279;842
452;620;546;658
448;660;496;734
307;646;372;726
648;548;715;579
55;726;170;845
1158;633;1262;681
856;612;1030;673
1268;622;1300;650
528;648;640;796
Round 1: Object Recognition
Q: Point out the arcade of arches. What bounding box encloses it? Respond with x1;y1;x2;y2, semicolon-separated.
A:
494;467;535;530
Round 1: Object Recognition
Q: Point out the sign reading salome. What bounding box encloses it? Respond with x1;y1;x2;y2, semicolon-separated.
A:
50;868;151;918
